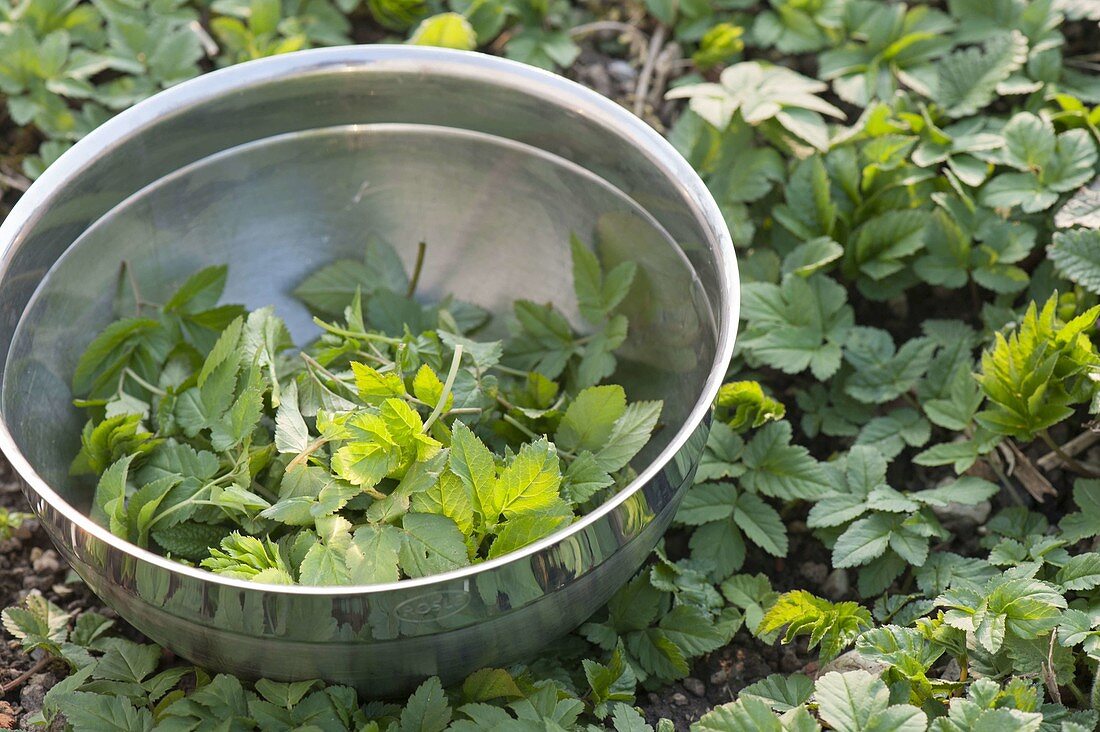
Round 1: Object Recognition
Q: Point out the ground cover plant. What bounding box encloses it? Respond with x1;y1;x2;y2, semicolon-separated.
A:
1;0;1100;729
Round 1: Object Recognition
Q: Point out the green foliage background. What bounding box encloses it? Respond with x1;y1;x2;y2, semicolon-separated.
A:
4;0;1100;730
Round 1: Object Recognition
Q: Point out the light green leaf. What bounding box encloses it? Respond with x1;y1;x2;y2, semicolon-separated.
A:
346;524;403;584
448;421;497;520
408;12;476;50
556;385;626;453
488;513;568;558
495;439;562;519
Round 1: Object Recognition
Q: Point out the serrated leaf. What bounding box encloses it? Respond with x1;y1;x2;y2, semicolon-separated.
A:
1056;553;1100;591
933;31;1027;117
739;673;815;713
493;439;561;520
449;421;497;521
345;524;402;584
1049;229;1100;295
59;692;153;732
595;400;663;473
734;492;788;557
94;639;161;684
832;514;895;569
556;385;626;453
487;512;567;558
815;669;926;732
741;422;830;500
399;677;452;732
399;513;469;578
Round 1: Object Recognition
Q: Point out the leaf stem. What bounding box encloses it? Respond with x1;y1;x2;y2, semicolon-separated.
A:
312;317;401;345
423;345;463;433
355;350;390;366
501;414;576;460
299;354;360;402
490;363;530;378
406;241;427;298
122;260;143;316
251;481;278;503
501;413;538;440
288;437;329;472
124;368;168;397
1068;679;1087;707
147;492;211;532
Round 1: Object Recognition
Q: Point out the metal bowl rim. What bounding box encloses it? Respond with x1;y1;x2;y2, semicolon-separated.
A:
0;45;740;596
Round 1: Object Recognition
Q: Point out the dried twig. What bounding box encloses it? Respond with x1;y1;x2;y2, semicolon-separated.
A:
633;23;667;118
568;20;647;47
649;40;681;121
189;20;219;58
1;656;51;695
983;444;1025;506
999;440;1058;502
1045;631;1063;705
0;170;29;192
1037;429;1100;471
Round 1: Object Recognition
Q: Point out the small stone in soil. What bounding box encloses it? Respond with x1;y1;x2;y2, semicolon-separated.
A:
671;692;689;706
818;650;887;676
18;672;56;717
683;677;705;697
607;60;636;83
799;561;828;585
30;550;60;575
780;648;802;673
822;568;849;599
933;500;992;530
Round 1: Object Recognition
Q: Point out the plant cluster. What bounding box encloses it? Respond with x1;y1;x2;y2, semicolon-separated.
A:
0;0;597;180
2;590;676;730
3;0;1100;729
69;236;660;584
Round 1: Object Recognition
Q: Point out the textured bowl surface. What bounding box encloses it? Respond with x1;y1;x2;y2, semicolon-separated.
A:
0;46;737;694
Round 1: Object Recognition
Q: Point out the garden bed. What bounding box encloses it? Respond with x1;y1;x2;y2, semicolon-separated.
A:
2;1;1100;730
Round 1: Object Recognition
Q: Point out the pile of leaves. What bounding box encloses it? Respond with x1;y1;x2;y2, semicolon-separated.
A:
69;235;660;585
3;0;1100;729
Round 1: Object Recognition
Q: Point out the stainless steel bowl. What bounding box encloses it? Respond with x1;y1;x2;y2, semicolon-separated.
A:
0;46;737;694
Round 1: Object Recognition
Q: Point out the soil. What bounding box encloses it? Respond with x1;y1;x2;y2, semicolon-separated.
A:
0;461;100;729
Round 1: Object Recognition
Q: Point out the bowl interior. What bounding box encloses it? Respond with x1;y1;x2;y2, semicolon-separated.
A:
4;121;718;510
